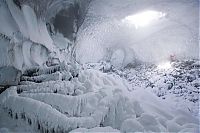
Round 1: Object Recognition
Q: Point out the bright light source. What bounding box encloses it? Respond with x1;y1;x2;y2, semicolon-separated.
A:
157;61;172;70
122;10;166;29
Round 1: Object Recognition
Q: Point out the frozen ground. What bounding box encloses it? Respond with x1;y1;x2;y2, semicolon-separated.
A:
0;59;199;132
86;59;200;117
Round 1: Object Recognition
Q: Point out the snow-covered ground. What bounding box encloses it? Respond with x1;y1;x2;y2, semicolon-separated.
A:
125;60;200;116
0;59;199;132
86;59;200;116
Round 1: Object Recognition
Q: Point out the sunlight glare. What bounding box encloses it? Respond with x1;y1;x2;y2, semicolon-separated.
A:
157;61;172;70
122;10;166;29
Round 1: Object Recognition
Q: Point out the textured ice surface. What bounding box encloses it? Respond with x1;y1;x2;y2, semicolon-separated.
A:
0;61;199;132
76;0;199;67
0;0;199;132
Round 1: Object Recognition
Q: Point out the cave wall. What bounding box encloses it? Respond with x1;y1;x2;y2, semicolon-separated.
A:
0;0;91;86
76;0;199;67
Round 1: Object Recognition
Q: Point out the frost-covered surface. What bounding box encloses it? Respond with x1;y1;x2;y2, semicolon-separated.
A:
0;0;199;132
87;59;200;117
124;59;200;116
76;0;199;66
70;126;120;132
0;0;91;86
0;60;199;132
0;0;52;69
0;0;90;71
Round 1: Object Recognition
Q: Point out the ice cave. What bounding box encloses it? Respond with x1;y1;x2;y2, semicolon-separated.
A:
0;0;199;132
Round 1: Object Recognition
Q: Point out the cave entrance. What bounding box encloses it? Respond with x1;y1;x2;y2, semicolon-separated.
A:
52;5;78;41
